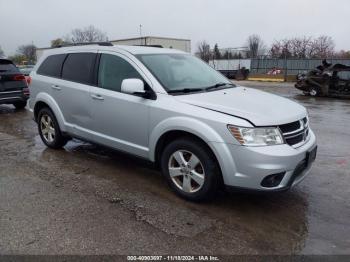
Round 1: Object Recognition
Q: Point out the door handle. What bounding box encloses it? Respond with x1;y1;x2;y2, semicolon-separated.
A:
51;84;61;90
91;94;104;101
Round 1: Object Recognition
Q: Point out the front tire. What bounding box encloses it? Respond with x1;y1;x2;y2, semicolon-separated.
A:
38;107;68;149
160;138;221;201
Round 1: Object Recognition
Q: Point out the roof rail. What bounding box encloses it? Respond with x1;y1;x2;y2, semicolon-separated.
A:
56;42;113;48
134;45;163;48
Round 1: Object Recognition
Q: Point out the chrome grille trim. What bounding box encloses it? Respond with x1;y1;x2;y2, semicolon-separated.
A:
279;117;310;148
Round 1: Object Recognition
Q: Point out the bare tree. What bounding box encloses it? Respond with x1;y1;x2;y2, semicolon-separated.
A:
334;50;350;59
270;39;292;58
246;34;266;58
0;46;4;58
196;41;211;62
290;36;313;58
310;35;335;58
17;44;37;63
269;35;335;59
51;38;66;47
65;25;108;43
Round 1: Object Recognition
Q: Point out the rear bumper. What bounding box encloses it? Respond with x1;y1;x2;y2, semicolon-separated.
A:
210;129;317;191
0;92;28;104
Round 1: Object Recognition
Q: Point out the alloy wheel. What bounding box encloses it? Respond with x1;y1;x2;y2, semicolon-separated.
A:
168;150;205;193
40;114;55;143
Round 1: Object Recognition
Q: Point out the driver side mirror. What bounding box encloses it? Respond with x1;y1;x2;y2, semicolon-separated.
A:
121;79;145;95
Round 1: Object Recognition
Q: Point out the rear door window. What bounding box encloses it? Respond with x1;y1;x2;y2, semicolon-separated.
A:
62;53;96;85
37;54;66;78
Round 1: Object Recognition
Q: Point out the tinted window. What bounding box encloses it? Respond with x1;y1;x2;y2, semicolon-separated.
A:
37;54;66;77
0;60;19;73
62;53;96;85
98;54;142;92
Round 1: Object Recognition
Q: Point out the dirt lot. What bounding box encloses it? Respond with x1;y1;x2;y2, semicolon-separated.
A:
0;81;349;255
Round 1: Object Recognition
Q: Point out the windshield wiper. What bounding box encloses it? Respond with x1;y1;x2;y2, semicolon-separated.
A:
205;82;235;91
167;88;204;94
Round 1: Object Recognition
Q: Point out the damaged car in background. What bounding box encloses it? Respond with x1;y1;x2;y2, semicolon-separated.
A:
295;60;350;98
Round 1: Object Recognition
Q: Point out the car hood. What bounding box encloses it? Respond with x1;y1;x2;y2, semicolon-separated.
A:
175;86;307;126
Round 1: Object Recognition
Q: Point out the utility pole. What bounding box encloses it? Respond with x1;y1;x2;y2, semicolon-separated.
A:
284;49;288;82
139;24;143;45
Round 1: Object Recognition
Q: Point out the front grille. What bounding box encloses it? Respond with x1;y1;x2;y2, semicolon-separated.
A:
279;117;309;147
279;121;300;133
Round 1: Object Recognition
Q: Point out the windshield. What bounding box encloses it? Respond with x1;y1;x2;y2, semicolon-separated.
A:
136;54;234;93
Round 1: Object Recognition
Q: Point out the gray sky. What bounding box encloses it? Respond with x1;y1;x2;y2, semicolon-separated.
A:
1;0;349;56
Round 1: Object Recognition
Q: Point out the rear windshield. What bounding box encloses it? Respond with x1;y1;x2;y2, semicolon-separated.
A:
0;61;19;73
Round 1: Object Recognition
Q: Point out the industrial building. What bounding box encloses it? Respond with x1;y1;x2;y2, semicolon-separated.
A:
110;36;191;53
36;36;191;60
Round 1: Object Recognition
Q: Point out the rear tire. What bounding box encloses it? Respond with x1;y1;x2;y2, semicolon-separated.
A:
160;138;221;201
13;101;27;109
37;107;68;149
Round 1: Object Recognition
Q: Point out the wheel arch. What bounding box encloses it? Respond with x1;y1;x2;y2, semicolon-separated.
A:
153;129;225;188
150;116;228;178
33;93;67;132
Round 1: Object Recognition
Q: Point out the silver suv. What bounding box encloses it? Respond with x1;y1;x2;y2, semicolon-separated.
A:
29;43;317;201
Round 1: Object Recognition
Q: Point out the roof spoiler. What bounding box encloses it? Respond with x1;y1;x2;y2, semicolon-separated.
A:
56;42;113;48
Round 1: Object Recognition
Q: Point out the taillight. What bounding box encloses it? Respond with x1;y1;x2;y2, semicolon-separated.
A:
26;76;32;85
12;74;26;81
23;87;30;96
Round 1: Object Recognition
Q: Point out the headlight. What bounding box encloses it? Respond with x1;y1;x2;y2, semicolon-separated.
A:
228;125;284;146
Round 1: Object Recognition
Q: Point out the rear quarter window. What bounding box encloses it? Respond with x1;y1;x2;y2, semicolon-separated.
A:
37;54;67;78
61;53;96;85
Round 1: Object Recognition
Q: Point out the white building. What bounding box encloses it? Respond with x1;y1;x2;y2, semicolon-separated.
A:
36;36;191;60
35;47;54;61
110;36;191;53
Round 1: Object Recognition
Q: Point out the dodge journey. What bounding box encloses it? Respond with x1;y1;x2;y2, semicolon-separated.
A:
28;43;317;201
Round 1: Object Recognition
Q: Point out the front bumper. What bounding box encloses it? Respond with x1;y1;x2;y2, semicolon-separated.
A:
210;129;317;191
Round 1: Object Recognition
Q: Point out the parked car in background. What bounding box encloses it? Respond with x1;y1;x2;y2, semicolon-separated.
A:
28;43;317;201
0;59;29;109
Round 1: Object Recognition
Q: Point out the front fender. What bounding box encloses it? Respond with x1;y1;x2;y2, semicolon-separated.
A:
34;92;67;132
148;116;225;161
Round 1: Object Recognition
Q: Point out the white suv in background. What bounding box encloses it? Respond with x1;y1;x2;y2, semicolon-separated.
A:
28;43;317;201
